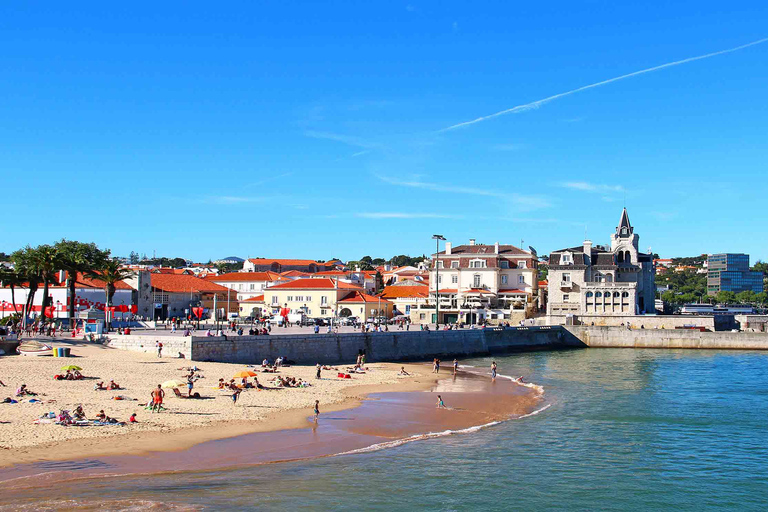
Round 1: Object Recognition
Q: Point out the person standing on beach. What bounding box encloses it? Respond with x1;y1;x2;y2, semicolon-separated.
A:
433;358;440;374
313;400;320;422
491;361;497;381
151;384;164;412
316;363;322;380
453;359;459;376
232;388;241;405
156;341;163;358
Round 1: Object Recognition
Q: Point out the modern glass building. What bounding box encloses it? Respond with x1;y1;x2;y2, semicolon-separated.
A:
707;253;764;295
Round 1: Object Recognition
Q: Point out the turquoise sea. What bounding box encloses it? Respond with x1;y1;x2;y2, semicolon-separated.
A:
3;348;768;511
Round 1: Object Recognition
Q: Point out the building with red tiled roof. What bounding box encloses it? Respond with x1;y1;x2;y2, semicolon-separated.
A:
379;285;430;318
205;271;282;301
148;273;234;320
243;258;333;273
263;278;392;320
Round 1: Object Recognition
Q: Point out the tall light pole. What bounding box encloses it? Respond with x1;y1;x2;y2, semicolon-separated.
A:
432;234;446;328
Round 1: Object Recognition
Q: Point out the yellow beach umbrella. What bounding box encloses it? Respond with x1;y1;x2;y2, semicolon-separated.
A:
161;379;186;389
233;371;257;379
60;365;82;371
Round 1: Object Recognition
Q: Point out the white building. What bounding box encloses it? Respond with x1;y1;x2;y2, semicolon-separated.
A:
547;208;656;322
415;239;538;325
205;271;283;301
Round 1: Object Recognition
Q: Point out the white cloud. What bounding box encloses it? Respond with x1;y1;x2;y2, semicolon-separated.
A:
440;37;768;131
559;182;624;193
375;174;551;211
356;212;462;219
304;130;380;149
491;143;526;152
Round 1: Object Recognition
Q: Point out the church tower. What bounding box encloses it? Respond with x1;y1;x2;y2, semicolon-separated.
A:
611;208;639;265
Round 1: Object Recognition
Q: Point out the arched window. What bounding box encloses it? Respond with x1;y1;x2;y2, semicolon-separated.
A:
613;292;620;298
595;292;602;298
622;291;629;298
606;274;613;282
586;292;593;298
617;252;624;263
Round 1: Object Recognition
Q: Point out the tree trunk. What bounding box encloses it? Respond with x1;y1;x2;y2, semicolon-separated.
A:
68;277;77;329
24;284;38;328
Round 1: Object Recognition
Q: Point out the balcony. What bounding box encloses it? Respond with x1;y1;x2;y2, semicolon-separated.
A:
582;282;636;289
560;281;573;289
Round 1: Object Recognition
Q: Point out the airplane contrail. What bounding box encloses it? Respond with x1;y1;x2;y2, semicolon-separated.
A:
440;37;768;132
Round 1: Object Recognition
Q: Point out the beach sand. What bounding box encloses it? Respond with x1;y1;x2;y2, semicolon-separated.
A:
0;340;434;467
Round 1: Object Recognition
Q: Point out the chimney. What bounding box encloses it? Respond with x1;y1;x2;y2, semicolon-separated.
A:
583;240;593;263
494;242;500;254
445;242;452;255
469;238;476;246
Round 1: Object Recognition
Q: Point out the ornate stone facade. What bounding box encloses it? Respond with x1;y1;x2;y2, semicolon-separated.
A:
547;209;655;321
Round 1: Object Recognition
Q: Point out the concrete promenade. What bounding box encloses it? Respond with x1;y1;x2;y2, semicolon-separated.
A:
38;325;768;366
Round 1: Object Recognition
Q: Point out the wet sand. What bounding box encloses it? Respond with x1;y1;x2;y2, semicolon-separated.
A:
0;368;543;490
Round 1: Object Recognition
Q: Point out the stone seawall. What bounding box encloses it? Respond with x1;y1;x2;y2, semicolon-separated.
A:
189;327;579;365
106;334;192;359
566;326;768;350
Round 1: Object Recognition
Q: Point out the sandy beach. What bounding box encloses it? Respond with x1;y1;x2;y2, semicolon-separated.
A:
0;340;436;467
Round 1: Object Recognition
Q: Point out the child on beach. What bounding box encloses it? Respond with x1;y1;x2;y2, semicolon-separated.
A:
453;359;459;375
232;388;241;405
436;395;446;409
313;400;320;422
491;361;497;381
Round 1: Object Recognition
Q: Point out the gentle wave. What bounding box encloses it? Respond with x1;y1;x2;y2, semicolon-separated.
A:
460;364;545;395
336;401;552;457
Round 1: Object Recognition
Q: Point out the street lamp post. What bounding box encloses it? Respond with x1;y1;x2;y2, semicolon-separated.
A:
432;234;446;328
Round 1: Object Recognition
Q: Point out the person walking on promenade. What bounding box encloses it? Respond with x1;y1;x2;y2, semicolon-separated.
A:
151;384;164;413
491;361;497;381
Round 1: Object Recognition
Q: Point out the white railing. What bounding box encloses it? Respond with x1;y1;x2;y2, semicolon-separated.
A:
583;282;637;288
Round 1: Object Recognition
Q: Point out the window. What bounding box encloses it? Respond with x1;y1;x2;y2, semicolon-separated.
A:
470;259;484;268
321;296;328;305
518;275;525;285
438;275;442;284
287;296;293;302
306;296;312;301
586;292;593;298
501;275;508;285
562;273;571;282
405;305;411;313
563;294;570;302
437;261;444;269
296;296;303;302
420;313;425;320
518;261;526;269
451;261;459;269
561;254;572;264
249;284;255;291
238;284;243;291
595;292;602;298
451;275;458;284
473;274;481;288
500;261;509;269
272;296;278;305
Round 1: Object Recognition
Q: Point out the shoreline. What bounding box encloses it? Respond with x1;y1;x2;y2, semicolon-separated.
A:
0;362;440;468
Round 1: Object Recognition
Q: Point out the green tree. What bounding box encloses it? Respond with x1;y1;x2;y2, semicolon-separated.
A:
33;244;60;321
736;290;757;304
756;292;768;306
374;271;384;294
90;259;134;331
129;251;140;264
11;246;42;327
55;240;110;326
715;290;736;304
0;265;23;317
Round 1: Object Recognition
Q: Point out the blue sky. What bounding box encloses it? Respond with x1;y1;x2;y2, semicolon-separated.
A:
1;1;767;263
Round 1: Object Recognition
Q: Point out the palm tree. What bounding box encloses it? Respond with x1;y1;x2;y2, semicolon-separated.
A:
33;244;60;323
90;259;134;331
55;240;110;328
0;265;23;319
11;247;42;328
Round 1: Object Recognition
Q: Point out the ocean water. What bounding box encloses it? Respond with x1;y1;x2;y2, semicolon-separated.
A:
4;348;768;511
